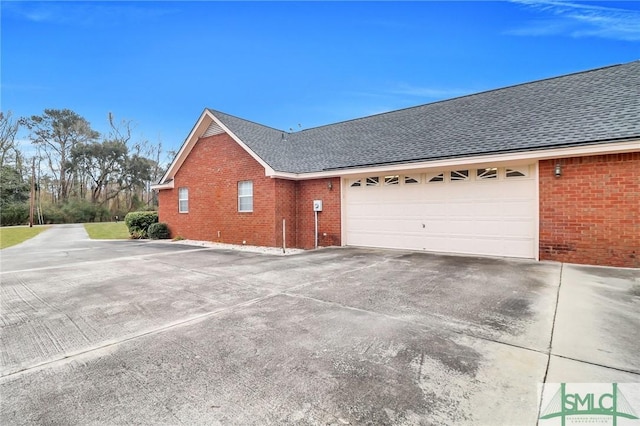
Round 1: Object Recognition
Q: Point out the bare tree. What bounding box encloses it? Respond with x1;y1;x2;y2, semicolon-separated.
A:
0;111;21;168
26;109;99;203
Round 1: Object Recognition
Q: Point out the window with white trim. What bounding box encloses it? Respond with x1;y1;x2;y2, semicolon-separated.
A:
384;175;399;185
238;181;253;212
427;172;445;183
506;167;528;178
450;170;469;181
178;187;189;213
477;167;498;179
366;177;379;186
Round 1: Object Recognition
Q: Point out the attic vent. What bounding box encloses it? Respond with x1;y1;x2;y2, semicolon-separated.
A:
202;121;225;138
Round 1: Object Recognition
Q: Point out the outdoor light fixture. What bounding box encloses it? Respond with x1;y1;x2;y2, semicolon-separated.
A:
554;163;562;177
327;180;333;190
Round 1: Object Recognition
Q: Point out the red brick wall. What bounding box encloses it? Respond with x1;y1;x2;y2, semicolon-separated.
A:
296;178;342;249
274;179;297;250
157;133;342;249
158;133;278;247
539;153;640;267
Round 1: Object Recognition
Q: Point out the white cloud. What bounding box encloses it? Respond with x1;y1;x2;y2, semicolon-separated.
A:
386;84;471;99
2;1;177;28
508;0;640;41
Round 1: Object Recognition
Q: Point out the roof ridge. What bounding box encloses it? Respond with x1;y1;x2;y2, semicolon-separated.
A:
207;108;287;134
295;60;637;133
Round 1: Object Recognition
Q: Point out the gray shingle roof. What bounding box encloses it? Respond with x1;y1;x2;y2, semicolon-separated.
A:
210;61;640;174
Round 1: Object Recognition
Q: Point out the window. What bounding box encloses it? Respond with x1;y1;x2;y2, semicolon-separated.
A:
404;175;420;184
178;187;189;213
366;177;379;186
350;179;362;187
238;181;253;212
384;175;399;185
477;167;498;179
427;172;445;183
450;170;469;181
506;167;528;178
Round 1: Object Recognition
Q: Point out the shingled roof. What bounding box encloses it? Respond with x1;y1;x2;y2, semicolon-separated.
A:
209;61;640;174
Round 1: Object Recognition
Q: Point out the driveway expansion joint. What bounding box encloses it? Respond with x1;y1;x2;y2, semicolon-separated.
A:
549;354;640;376
0;292;280;380
281;292;549;357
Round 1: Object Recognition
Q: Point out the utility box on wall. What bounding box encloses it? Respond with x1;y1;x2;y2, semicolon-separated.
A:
313;200;323;212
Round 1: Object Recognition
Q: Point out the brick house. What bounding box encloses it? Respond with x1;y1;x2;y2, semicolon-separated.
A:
154;61;640;267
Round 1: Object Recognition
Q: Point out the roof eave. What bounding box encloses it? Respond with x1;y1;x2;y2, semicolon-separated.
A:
150;180;174;190
267;138;640;180
157;109;276;188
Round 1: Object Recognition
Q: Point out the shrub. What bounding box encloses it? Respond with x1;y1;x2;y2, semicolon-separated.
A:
0;203;29;226
40;200;110;224
129;229;146;239
148;222;170;240
124;211;158;238
61;199;110;223
41;204;64;224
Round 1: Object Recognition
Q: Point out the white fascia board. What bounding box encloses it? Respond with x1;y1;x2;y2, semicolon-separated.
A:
158;110;276;186
209;113;277;176
158;110;214;185
267;139;640;180
150;180;175;190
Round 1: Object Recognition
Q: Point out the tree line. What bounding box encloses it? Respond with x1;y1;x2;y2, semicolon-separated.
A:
0;109;170;226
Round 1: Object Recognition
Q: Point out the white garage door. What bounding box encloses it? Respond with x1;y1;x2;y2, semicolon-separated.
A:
344;165;537;258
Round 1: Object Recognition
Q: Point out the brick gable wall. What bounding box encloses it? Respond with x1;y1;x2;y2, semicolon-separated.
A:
158;133;342;249
539;153;640;267
158;133;277;246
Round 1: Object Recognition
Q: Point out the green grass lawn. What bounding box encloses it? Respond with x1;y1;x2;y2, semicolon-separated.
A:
0;226;49;249
84;222;130;239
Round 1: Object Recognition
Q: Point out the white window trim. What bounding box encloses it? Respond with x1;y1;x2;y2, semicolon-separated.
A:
505;166;529;178
366;177;380;187
450;170;470;181
178;187;189;213
427;172;445;183
403;175;421;184
477;167;498;180
384;175;399;185
238;181;253;212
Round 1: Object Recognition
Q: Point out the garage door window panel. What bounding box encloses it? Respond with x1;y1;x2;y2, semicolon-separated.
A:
506;167;529;178
404;175;420;184
384;175;399;185
350;179;362;187
427;172;444;183
477;167;498;180
366;177;380;187
450;170;469;181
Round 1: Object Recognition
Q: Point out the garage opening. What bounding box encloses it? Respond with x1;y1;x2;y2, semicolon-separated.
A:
344;165;537;258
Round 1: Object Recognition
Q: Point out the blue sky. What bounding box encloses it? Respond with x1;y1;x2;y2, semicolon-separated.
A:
2;1;639;156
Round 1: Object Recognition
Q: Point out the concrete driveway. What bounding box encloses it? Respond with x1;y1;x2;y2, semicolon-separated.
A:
1;224;638;425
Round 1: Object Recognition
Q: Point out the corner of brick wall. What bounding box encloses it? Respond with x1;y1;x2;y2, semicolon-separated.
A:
157;134;343;250
539;152;640;267
295;178;342;249
157;133;277;246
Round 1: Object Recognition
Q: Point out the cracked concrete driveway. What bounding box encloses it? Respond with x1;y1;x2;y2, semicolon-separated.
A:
1;224;638;425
